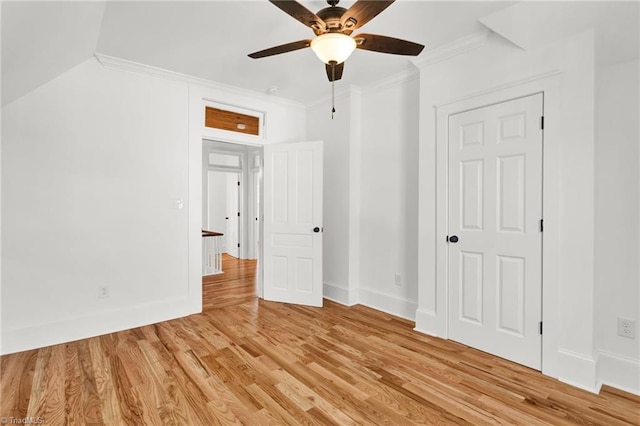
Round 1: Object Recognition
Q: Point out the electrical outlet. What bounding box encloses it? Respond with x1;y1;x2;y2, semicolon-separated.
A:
617;317;636;339
98;286;110;299
394;273;402;287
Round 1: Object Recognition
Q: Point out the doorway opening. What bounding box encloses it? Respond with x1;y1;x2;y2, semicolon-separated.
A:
202;140;262;309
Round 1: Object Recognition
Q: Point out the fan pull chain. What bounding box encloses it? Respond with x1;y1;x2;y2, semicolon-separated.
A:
331;63;336;119
332;80;335;119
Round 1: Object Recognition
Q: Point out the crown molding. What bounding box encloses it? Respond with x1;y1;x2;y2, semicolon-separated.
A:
411;29;491;69
94;53;306;110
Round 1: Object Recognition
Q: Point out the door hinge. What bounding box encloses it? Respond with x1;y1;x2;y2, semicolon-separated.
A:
237;211;240;217
237;243;240;248
539;321;543;335
540;116;544;130
540;219;544;232
238;181;240;186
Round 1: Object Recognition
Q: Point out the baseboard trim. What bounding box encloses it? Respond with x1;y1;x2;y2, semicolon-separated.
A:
323;281;357;306
557;348;599;393
1;298;200;355
597;351;640;396
414;308;442;337
358;287;417;321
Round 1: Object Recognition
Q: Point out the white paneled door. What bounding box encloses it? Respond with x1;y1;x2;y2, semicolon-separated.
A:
263;141;323;307
448;94;543;369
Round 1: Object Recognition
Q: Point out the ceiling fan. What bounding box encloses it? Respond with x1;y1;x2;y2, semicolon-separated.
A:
248;0;425;83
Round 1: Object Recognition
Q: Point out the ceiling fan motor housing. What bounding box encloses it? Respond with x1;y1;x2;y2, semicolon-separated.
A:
316;6;352;34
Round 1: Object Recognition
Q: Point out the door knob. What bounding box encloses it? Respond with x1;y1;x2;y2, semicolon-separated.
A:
448;235;459;243
313;227;320;233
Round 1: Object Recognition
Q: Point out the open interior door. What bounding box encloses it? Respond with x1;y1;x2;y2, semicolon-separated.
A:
263;140;323;307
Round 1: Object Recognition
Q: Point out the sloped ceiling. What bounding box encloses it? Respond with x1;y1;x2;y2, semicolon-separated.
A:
1;1;106;106
480;1;639;65
1;0;514;106
2;1;639;107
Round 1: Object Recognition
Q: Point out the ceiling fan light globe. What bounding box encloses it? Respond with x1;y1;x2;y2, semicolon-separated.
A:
310;33;356;64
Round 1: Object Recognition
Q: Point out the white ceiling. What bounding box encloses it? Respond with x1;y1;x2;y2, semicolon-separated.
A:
2;1;638;107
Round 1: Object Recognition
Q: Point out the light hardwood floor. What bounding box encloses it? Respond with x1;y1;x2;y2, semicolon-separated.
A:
1;256;639;425
203;254;258;310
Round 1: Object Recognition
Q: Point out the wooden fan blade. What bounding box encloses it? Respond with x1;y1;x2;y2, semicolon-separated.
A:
354;33;424;56
269;0;326;32
325;62;344;82
248;39;312;59
341;1;395;32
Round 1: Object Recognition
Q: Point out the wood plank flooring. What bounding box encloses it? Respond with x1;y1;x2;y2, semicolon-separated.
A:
203;254;258;309
1;256;639;425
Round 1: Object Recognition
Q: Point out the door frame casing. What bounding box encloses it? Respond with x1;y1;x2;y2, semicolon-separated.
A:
433;73;562;378
190;97;266;305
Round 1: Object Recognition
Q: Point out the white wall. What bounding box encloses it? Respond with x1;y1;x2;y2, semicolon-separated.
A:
306;77;420;320
2;55;307;355
358;75;420;319
2;58;193;354
594;58;640;394
307;91;354;303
